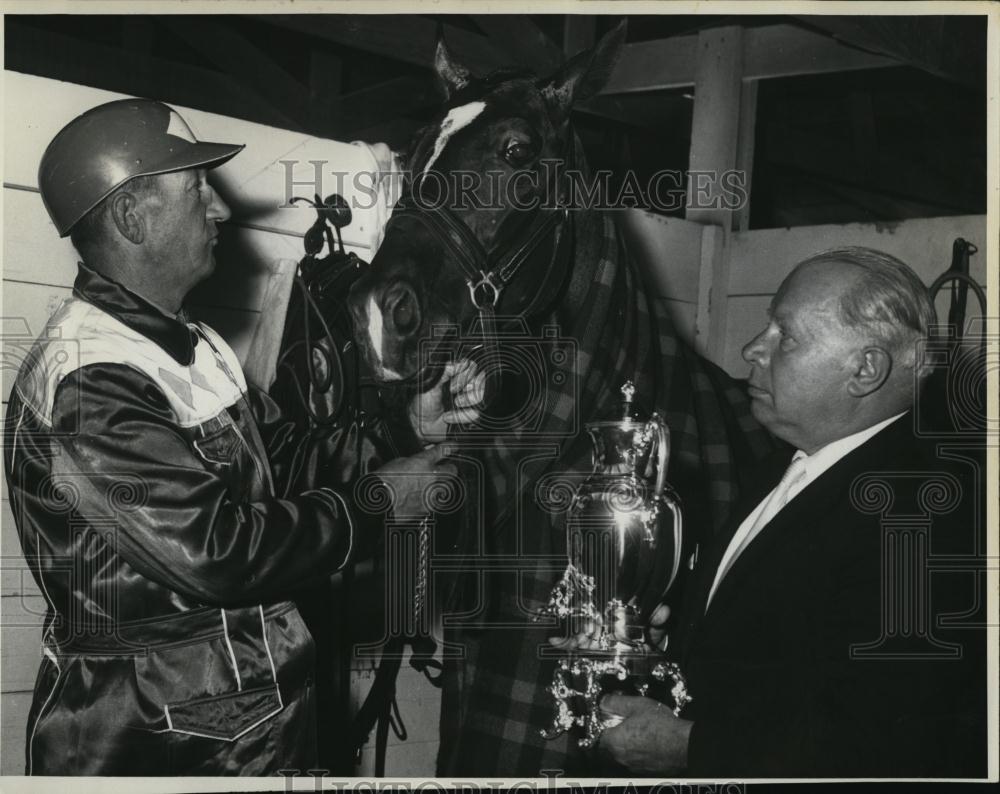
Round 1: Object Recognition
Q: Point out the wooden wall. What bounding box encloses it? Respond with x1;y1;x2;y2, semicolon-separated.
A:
619;208;705;345
615;210;989;380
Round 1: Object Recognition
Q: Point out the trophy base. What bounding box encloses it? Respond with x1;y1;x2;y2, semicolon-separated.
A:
541;649;691;748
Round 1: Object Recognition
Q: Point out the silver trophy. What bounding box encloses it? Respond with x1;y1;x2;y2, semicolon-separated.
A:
540;382;690;748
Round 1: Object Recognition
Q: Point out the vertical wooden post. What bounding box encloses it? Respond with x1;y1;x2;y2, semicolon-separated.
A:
686;26;750;364
734;79;759;234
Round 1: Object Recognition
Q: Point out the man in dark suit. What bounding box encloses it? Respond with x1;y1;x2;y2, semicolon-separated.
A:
594;247;988;777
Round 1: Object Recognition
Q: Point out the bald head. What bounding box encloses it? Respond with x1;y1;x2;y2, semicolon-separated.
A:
798;247;937;375
743;248;935;452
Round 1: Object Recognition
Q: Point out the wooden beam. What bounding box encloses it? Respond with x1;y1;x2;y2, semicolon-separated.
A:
742;24;899;82
349;117;424;151
164;18;311;130
473;15;563;74
260;18;901;97
603;23;900;95
4;20;299;130
257;15;649;130
576;91;692;130
603;34;698;94
261;14;511;76
687;26;744;229
793;15;985;86
563;15;596;60
733;80;759;234
309;48;343;137
332;76;440;138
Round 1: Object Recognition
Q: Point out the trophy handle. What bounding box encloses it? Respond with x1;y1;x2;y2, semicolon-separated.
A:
649;413;670;500
649;414;684;596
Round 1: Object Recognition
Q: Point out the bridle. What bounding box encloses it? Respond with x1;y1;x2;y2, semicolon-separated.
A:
383;121;578;387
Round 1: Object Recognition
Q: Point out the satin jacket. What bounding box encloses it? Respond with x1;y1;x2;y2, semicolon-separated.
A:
3;264;366;775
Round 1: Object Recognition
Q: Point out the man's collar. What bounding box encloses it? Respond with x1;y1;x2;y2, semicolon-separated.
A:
796;411;908;481
73;262;197;365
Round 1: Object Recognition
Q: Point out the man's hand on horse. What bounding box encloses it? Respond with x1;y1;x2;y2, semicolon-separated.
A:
375;444;457;517
548;602;671;652
409;358;486;443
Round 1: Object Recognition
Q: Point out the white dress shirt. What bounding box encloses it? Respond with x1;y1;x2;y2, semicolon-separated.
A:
706;412;906;608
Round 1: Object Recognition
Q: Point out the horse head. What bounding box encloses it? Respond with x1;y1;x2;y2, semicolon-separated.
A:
348;23;626;386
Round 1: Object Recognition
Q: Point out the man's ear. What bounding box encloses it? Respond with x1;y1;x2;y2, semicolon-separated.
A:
108;191;145;245
539;20;627;123
848;346;892;397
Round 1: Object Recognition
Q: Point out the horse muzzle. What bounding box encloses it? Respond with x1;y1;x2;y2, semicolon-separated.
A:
348;277;429;382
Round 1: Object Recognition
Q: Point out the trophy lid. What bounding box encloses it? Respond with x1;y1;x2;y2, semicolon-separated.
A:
617;381;646;423
588;381;647;429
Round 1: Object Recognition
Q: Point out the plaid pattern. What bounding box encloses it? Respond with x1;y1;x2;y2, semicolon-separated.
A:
436;207;776;775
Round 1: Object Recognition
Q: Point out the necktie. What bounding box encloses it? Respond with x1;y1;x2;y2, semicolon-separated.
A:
707;453;808;607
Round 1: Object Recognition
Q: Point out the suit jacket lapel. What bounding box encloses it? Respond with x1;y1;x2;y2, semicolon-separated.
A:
675;450;790;663
700;416;914;626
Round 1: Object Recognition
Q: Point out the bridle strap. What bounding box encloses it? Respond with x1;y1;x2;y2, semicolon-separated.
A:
384;128;577;388
390;131;575;311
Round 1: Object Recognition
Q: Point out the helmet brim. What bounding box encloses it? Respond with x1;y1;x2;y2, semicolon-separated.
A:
57;140;245;237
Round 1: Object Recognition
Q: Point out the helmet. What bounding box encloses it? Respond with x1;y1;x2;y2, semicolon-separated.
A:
38;98;245;237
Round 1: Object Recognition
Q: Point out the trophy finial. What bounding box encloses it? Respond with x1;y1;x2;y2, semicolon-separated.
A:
621;381;635;403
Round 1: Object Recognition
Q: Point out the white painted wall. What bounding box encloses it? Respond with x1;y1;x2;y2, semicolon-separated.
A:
618;208;705;345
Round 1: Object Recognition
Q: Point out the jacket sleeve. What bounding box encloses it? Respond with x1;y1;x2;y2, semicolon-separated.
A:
248;380;425;496
49;363;371;607
243;384;311;495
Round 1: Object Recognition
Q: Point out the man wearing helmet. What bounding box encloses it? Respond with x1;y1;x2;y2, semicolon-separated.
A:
3;99;478;775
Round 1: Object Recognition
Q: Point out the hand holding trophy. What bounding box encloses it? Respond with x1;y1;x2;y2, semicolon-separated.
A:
539;382;690;748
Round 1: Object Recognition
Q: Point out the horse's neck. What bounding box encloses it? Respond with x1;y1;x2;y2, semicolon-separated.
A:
552;210;616;324
555;206;623;329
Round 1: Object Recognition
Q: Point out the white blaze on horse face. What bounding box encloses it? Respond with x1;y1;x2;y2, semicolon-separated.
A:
422;101;487;175
365;295;403;381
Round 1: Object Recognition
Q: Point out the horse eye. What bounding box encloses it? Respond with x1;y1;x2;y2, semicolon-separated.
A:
504;142;533;165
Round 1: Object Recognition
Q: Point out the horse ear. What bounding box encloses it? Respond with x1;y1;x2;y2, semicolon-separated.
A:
434;29;472;99
540;20;627;120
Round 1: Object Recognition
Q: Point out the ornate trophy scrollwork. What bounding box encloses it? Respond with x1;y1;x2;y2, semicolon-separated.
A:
539;381;690;748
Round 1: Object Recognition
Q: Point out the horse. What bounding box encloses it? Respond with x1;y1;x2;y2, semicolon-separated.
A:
346;23;776;775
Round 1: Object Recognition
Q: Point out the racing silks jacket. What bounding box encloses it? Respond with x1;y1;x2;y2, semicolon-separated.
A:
3;263;368;775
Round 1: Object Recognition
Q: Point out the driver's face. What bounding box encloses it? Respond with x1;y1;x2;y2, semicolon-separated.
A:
140;169;231;294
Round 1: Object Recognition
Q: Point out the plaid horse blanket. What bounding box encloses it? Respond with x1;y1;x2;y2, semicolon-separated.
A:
435;207;777;776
